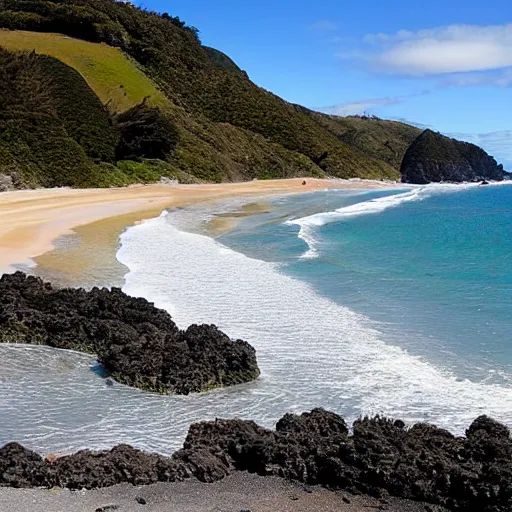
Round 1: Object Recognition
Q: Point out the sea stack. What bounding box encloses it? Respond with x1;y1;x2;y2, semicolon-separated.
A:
400;129;505;184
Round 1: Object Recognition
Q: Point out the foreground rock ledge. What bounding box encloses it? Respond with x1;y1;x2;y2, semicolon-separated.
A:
0;272;260;394
1;409;511;512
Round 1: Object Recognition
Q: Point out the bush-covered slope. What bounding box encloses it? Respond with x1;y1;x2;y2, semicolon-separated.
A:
308;113;422;170
0;0;441;186
0;49;105;187
0;30;169;112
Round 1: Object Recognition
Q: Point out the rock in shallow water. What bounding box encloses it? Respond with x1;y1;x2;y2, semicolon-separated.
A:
0;272;260;394
1;409;511;511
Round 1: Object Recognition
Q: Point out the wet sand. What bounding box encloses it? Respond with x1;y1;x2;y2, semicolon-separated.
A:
0;473;445;512
0;178;394;277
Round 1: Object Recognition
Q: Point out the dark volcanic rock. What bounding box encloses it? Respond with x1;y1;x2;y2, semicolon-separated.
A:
0;272;260;394
46;445;177;489
1;410;512;511
177;410;512;512
0;443;45;488
400;130;505;184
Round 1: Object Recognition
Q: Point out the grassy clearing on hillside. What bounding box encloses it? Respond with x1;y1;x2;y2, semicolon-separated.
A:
0;30;168;112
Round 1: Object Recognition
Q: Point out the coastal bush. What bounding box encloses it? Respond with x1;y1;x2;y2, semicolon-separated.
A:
0;113;94;188
37;54;118;162
0;31;170;112
114;102;179;161
0;48;119;186
401;130;505;183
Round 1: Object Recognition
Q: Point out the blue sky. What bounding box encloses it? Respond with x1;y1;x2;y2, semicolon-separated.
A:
145;0;511;167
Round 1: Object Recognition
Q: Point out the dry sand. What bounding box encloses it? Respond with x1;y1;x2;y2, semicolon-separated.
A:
0;178;393;274
0;472;445;512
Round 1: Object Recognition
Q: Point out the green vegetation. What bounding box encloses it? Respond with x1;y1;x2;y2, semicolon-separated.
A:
308;113;422;170
0;0;430;187
114;101;179;161
0;30;168;111
400;129;505;184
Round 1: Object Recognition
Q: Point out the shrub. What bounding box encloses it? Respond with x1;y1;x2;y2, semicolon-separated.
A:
114;101;179;161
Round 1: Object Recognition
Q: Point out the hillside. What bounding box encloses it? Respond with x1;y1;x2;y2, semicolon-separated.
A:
0;30;169;112
0;0;454;187
401;130;506;184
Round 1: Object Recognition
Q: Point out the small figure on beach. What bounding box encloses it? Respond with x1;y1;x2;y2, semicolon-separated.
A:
302;180;307;186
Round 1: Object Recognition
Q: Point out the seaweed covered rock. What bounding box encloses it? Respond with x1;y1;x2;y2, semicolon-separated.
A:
401;130;505;184
1;411;512;510
0;272;260;394
0;443;46;488
178;410;512;512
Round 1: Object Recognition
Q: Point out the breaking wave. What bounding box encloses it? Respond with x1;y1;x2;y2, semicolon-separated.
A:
286;185;472;259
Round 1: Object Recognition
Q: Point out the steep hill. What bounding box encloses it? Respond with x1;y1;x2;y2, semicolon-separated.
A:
0;48;108;187
0;0;475;187
401;130;506;184
0;30;169;112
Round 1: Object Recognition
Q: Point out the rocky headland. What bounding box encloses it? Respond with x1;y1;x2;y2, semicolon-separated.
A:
0;409;511;511
401;130;506;184
0;272;260;394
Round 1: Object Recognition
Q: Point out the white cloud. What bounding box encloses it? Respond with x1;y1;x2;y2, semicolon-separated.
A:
351;24;512;76
441;69;512;87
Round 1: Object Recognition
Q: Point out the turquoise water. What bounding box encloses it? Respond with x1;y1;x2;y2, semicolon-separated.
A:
220;184;512;386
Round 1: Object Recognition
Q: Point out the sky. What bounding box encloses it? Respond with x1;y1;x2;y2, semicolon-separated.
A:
144;0;511;167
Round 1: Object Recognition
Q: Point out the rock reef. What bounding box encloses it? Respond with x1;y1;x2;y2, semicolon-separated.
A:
0;272;260;394
1;410;511;511
400;130;505;184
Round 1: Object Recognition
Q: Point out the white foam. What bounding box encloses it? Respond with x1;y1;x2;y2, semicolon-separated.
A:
116;212;512;435
286;184;474;258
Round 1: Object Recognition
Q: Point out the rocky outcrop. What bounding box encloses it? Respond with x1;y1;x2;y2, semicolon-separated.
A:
1;410;511;511
0;272;260;394
401;130;505;184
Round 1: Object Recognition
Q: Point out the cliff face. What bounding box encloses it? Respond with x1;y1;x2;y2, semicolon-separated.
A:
400;130;505;184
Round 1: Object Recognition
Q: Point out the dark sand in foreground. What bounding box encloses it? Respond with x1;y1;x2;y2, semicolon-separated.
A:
0;473;446;512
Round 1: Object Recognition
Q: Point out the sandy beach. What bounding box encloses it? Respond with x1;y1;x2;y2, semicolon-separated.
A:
0;178;393;275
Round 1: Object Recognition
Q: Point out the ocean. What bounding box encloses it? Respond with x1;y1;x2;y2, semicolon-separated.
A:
1;182;512;455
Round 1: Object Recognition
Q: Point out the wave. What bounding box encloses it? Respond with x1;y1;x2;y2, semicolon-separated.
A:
4;202;511;456
286;184;473;259
288;188;422;228
116;213;512;438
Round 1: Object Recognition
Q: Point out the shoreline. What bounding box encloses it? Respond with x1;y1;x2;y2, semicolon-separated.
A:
0;178;394;277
